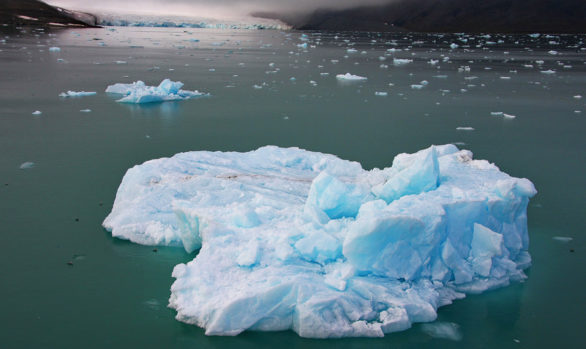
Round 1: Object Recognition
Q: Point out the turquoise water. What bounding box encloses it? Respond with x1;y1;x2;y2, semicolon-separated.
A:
0;27;584;348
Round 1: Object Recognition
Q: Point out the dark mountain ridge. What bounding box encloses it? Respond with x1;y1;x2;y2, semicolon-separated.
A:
0;0;99;28
254;0;586;33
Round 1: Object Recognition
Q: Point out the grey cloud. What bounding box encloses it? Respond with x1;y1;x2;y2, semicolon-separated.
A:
45;0;396;17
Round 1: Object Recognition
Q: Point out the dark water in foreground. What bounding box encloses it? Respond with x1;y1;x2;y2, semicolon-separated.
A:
0;27;584;348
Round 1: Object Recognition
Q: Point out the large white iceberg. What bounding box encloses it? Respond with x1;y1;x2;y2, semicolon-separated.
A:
103;145;536;338
105;79;207;104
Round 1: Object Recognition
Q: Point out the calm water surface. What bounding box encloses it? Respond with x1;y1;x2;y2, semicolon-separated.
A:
0;27;584;348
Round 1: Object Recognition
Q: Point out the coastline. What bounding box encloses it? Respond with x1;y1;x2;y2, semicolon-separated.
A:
0;0;100;29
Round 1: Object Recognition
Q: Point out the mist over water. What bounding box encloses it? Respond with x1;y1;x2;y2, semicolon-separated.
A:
45;0;397;18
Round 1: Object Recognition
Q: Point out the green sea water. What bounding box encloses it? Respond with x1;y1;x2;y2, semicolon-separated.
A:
0;27;584;348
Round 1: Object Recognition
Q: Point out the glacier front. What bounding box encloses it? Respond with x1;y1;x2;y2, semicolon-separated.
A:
103;145;536;338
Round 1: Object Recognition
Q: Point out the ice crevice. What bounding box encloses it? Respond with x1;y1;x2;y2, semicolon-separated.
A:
103;144;536;338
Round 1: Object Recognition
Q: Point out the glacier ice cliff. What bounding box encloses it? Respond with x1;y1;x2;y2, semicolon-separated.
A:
103;145;536;338
105;79;207;104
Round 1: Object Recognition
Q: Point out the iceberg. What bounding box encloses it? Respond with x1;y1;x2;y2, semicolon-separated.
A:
59;91;97;97
103;145;536;338
336;73;367;81
105;79;208;104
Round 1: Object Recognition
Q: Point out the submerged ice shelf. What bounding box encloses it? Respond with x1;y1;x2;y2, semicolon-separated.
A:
105;79;207;104
103;145;536;338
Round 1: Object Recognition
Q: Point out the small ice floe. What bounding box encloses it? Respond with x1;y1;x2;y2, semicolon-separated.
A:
500;76;511;80
336;73;367;81
393;58;413;66
411;84;424;89
421;322;463;341
503;113;516;119
450;43;459;49
116;61;127;64
346;48;357;53
19;162;35;169
548;50;558;55
374;91;388;96
32;110;42;115
540;70;556;74
491;112;503;116
48;47;61;52
574;95;583;99
456;127;475;131
80;109;92;113
59;91;97;98
552;236;573;243
105;79;208;104
428;59;439;65
458;66;471;73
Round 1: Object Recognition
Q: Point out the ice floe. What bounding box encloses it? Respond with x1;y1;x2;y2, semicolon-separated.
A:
59;91;97;98
336;73;368;81
105;79;207;104
104;145;536;338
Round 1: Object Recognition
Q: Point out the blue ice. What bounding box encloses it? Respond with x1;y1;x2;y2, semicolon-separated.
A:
103;145;536;338
105;79;208;104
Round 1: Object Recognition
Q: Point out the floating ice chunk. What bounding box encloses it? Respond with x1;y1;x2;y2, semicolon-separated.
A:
48;47;61;52
393;58;413;66
574;95;582;99
80;109;92;113
336;73;367;81
59;91;97;97
421;322;463;341
32;110;42;115
375;91;388;96
503;113;516;119
490;112;503;116
105;79;207;104
19;161;35;169
104;145;536;338
450;43;459;49
540;70;556;74
456;127;474;131
548;50;558;55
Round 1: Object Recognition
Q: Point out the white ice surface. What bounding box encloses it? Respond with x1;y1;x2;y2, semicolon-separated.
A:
105;79;207;104
336;73;368;81
104;145;536;338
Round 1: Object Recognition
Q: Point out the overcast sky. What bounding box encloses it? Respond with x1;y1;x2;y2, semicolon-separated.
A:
46;0;395;17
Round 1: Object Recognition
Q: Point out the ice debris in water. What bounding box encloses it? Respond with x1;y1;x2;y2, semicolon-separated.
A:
103;145;536;338
336;73;367;81
105;79;208;104
59;91;97;97
19;162;35;169
48;47;61;52
32;110;42;115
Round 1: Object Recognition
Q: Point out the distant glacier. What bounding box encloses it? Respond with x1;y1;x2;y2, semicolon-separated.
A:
96;13;289;30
